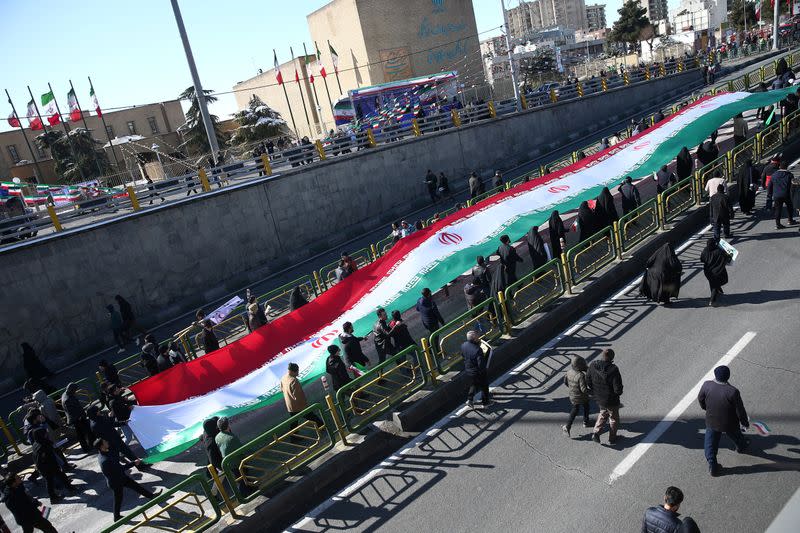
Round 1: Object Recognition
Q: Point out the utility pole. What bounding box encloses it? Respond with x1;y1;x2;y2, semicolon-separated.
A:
501;0;521;111
773;0;780;50
170;0;221;164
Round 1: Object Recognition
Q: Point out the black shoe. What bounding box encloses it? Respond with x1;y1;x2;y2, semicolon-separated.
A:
583;421;593;428
50;494;64;503
608;437;617;445
592;433;601;443
709;463;722;477
736;438;752;453
776;223;786;229
562;425;571;437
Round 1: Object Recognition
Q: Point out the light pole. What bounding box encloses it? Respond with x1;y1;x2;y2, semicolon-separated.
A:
170;0;221;164
500;0;522;111
773;0;780;50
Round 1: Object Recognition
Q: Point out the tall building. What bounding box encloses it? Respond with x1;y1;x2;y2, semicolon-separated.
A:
506;0;588;41
671;0;728;33
234;0;482;138
640;0;669;22
585;4;606;31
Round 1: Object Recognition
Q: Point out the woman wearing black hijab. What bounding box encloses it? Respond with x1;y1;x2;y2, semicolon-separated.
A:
595;187;619;229
548;210;566;258
289;286;308;311
525;225;549;270
576;201;598;242
640;243;683;305
696;135;719;167
202;416;223;471
675;147;694;180
700;238;731;306
737;159;757;215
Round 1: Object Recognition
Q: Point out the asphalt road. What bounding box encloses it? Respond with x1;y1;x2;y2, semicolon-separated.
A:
287;201;800;533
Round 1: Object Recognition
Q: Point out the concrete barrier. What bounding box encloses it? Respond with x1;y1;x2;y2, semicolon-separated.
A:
0;69;703;377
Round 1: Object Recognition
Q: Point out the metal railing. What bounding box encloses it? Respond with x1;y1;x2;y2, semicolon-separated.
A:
730;137;757;178
758;120;784;157
565;225;617;285
100;473;221;533
659;175;696;224
428;297;501;374
502;259;565;326
697;154;731;199
616;198;659;253
317;246;374;289
335;346;427;432
220;402;335;503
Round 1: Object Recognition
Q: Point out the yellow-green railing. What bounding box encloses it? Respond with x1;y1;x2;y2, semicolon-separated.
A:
502;259;565;327
616;198;659;254
565;225;616;285
428;297;501;374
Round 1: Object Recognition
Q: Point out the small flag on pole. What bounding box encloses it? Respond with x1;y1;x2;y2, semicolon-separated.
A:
273;50;283;85
90;86;102;116
7;112;20;128
67;88;82;122
751;421;770;436
329;41;339;74
316;42;327;78
27;99;43;130
41;90;60;125
305;53;315;84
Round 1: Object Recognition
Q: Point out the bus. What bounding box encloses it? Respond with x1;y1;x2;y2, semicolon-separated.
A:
333;71;461;131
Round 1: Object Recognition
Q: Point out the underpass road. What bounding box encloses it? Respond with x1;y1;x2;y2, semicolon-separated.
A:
288;200;800;533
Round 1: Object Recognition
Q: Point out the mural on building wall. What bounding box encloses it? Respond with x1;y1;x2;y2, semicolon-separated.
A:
380;47;414;81
416;0;474;72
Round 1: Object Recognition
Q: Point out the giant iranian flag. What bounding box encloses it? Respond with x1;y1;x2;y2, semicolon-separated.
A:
129;89;796;462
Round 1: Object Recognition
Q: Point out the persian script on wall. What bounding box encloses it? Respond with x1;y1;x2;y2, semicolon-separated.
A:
380;47;414;81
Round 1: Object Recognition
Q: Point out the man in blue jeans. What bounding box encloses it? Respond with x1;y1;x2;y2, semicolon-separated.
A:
698;365;750;477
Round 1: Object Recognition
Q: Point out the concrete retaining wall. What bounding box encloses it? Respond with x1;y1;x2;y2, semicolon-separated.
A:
0;69;703;377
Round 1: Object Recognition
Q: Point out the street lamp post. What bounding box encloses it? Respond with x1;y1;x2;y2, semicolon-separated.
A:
500;0;522;111
170;0;221;165
773;0;780;50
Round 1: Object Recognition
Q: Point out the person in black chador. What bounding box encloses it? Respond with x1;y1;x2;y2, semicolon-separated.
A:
548;210;566;258
525;225;549;270
640;243;683;306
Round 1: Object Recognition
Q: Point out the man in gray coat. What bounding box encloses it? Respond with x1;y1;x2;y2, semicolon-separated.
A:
698;365;750;477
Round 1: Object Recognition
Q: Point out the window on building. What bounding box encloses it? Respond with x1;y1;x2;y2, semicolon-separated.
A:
127;121;137;135
105;125;115;139
147;116;159;134
6;144;20;163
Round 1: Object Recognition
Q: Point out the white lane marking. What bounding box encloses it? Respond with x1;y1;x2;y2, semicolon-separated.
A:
287;224;714;531
607;331;757;484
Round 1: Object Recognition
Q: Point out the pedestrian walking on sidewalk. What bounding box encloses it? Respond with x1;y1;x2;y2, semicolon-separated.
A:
415;288;445;335
709;184;733;240
281;363;323;427
587;348;623;444
462;331;491;409
700;238;731;307
561;355;591;436
698;365;750;477
767;159;797;229
97;438;160;522
641;486;684;533
2;471;59;533
618;176;641;215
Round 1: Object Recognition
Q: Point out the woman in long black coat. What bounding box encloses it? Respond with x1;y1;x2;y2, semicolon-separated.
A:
595;187;619;229
548;210;566;258
737;160;757;215
525;225;549;270
640;243;683;305
675;147;694;180
576;201;597;242
700;238;731;306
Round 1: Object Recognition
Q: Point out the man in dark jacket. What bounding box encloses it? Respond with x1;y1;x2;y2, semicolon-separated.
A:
709;183;733;240
462;331;491;408
61;382;94;453
156;345;173;373
641;486;684;533
325;345;351;392
655;165;677;194
424;169;438;204
87;405;141;468
339;322;370;369
372;308;395;363
96;438;160;522
618;176;641;215
698;365;750;476
2;471;58;533
767;160;796;229
760;154;780;212
415;288;445;334
471;256;492;287
587;348;623;444
496;235;523;285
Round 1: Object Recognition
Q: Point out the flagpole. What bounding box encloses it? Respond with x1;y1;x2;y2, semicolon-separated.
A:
291;46;314;138
5;89;44;181
48;82;87;182
26;86;49;134
87;77;123;179
304;42;327;134
329;40;343;94
274;49;299;141
68;80;104;176
317;41;336;131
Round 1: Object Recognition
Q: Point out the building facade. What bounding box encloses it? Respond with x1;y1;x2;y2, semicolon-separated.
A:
640;0;669;22
585;4;606;31
0;101;185;184
234;0;482;139
671;0;728;33
506;0;588;41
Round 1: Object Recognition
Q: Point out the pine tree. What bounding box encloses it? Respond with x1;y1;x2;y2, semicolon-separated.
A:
177;86;226;156
609;0;650;53
229;95;288;147
34;128;111;183
729;1;758;30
